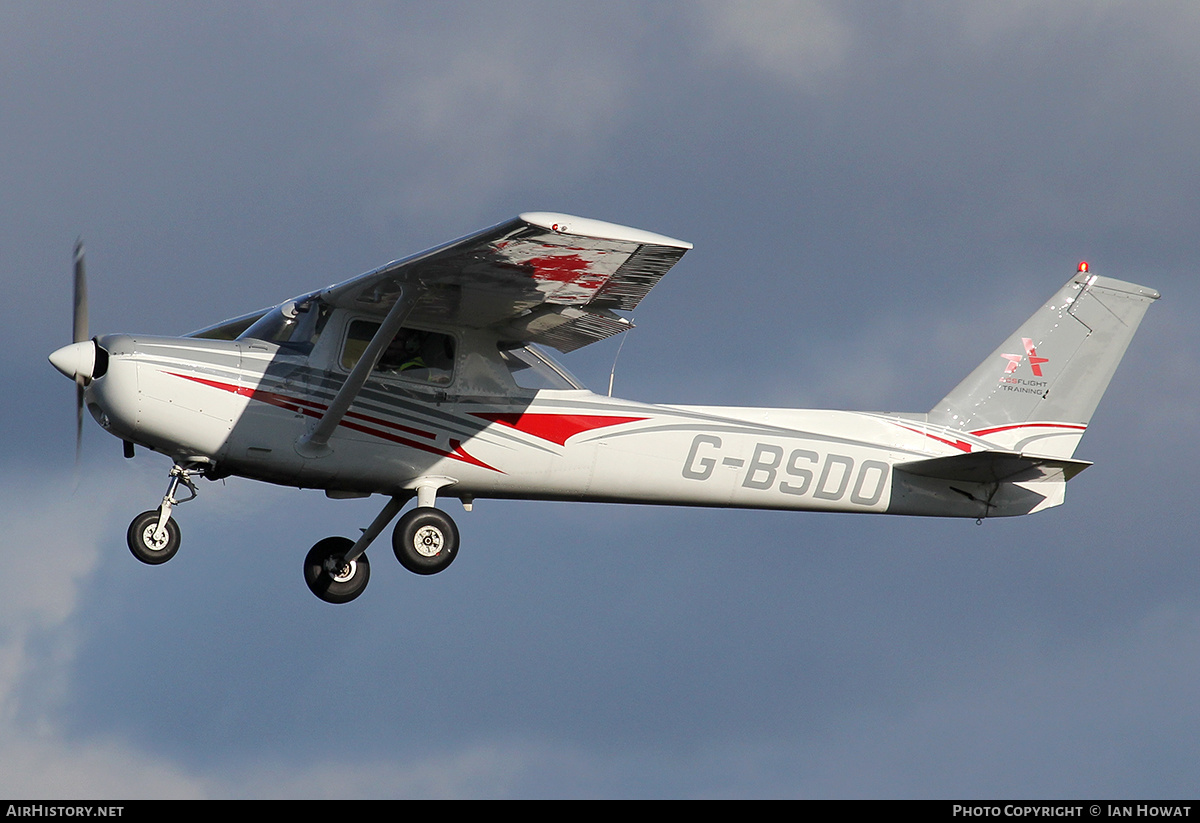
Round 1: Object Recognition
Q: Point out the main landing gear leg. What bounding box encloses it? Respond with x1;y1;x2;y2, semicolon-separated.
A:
126;463;203;565
304;495;408;605
303;478;462;603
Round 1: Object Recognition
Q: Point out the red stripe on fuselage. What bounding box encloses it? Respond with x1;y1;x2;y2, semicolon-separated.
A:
969;423;1087;437
894;423;974;453
166;372;500;472
471;412;646;446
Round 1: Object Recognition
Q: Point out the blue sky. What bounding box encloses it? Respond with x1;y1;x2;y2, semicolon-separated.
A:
3;1;1198;798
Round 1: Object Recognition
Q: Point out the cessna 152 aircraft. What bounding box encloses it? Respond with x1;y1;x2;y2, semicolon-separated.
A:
49;213;1158;603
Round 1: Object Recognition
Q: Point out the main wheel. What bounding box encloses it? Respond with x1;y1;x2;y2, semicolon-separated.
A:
392;507;459;575
304;537;370;604
127;509;181;565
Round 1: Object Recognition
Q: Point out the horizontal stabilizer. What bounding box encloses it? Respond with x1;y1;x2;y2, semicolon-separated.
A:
895;450;1091;484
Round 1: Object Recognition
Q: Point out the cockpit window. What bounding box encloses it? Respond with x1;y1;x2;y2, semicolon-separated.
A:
342;320;456;386
498;343;585;390
238;298;329;354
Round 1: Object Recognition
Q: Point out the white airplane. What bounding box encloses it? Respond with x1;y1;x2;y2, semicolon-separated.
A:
49;213;1159;603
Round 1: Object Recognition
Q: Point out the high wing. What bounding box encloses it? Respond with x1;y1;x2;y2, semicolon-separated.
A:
319;212;692;352
199;213;692;457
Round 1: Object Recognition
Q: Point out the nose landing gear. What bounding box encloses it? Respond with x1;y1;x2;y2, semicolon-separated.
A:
123;466;466;604
126;462;204;565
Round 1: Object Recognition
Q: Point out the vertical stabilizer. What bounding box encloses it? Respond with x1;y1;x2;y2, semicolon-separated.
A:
928;266;1158;458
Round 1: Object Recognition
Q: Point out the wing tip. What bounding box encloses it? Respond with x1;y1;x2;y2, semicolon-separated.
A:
518;212;693;250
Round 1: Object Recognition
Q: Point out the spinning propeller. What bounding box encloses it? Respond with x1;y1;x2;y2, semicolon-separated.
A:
48;240;100;460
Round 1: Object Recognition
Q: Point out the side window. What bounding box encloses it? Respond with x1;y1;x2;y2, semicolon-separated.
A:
340;320;375;371
341;321;456;386
497;343;585;390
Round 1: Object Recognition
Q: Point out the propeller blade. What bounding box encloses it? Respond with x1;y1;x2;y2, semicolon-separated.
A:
72;240;88;462
76;378;85;464
73;239;88;344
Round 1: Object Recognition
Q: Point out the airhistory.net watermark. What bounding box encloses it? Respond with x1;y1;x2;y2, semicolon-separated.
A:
5;807;123;817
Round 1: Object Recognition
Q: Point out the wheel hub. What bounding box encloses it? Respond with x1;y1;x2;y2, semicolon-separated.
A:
141;525;170;551
327;557;357;582
413;526;444;557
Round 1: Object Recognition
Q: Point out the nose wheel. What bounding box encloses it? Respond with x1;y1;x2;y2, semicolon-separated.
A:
127;508;181;564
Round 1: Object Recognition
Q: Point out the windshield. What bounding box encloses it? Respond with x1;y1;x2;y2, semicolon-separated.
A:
238;296;329;354
498;343;585;390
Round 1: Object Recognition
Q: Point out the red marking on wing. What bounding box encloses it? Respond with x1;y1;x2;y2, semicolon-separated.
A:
167;372;501;472
526;252;609;290
472;412;646;446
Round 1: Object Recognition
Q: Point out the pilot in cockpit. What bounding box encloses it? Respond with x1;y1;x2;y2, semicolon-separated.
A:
378;329;426;374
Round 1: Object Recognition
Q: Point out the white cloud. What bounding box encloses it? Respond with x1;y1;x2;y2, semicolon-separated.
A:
0;470;599;798
954;0;1200;54
301;5;635;218
694;0;852;87
0;475;104;716
0;470;525;798
0;736;204;800
0;471;207;798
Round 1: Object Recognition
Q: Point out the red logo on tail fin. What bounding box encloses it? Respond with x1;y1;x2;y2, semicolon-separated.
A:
1001;338;1049;376
1022;338;1048;376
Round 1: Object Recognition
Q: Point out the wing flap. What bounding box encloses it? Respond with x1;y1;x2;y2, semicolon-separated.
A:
503;306;634;353
593;242;690;311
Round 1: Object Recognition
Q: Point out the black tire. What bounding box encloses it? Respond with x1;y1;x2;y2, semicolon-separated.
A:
127;509;181;565
392;507;459;575
304;537;370;604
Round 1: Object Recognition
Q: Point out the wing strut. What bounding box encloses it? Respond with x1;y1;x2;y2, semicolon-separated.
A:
295;287;422;458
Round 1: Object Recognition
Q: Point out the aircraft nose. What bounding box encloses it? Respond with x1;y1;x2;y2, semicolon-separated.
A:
48;340;96;382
